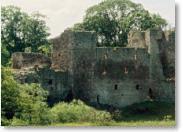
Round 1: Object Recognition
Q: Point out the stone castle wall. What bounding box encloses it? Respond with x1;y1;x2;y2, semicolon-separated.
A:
12;29;175;108
95;47;149;79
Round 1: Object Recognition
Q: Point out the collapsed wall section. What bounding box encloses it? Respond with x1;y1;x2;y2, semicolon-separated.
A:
12;52;51;69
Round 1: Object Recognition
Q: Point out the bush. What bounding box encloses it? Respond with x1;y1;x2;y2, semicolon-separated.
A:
111;101;175;121
1;67;51;126
1;67;20;122
50;100;112;123
1;116;12;126
14;83;51;125
11;118;29;126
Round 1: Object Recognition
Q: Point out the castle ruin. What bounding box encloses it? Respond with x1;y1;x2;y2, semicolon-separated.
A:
12;28;175;108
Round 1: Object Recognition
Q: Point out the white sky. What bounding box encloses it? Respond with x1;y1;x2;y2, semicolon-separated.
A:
1;0;175;38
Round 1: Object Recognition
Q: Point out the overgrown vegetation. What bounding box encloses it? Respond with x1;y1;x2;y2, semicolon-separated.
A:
1;67;51;126
1;68;175;126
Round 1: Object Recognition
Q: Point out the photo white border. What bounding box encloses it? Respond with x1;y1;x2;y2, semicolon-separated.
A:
0;0;182;131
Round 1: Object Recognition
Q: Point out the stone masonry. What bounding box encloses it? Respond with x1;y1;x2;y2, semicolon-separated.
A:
12;28;175;108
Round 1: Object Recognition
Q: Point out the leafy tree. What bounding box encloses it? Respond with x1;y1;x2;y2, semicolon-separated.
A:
1;67;51;126
1;43;11;66
1;6;50;66
73;0;167;46
1;67;20;121
38;42;52;56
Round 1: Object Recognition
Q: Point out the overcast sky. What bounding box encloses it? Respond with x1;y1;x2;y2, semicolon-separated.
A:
1;0;175;38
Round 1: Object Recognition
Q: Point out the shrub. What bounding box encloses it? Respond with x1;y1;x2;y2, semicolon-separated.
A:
1;116;12;126
111;101;175;121
11;118;29;126
1;67;51;126
15;83;51;125
1;67;20;120
50;100;112;123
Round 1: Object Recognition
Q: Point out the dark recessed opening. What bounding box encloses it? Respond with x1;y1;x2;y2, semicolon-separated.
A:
97;95;100;104
82;60;86;65
148;88;153;99
58;53;61;57
48;79;53;85
65;90;73;102
114;84;118;90
24;78;28;83
136;84;140;90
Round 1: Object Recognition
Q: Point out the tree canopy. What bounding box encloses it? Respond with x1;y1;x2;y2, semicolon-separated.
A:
1;67;50;125
73;0;167;47
1;6;50;66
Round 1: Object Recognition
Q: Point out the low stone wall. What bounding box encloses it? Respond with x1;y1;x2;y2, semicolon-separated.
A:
12;52;51;69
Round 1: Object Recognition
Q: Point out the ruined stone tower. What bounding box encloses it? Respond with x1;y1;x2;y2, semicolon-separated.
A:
51;30;96;101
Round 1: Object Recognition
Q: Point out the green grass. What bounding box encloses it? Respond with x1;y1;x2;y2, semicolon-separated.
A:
52;121;175;127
